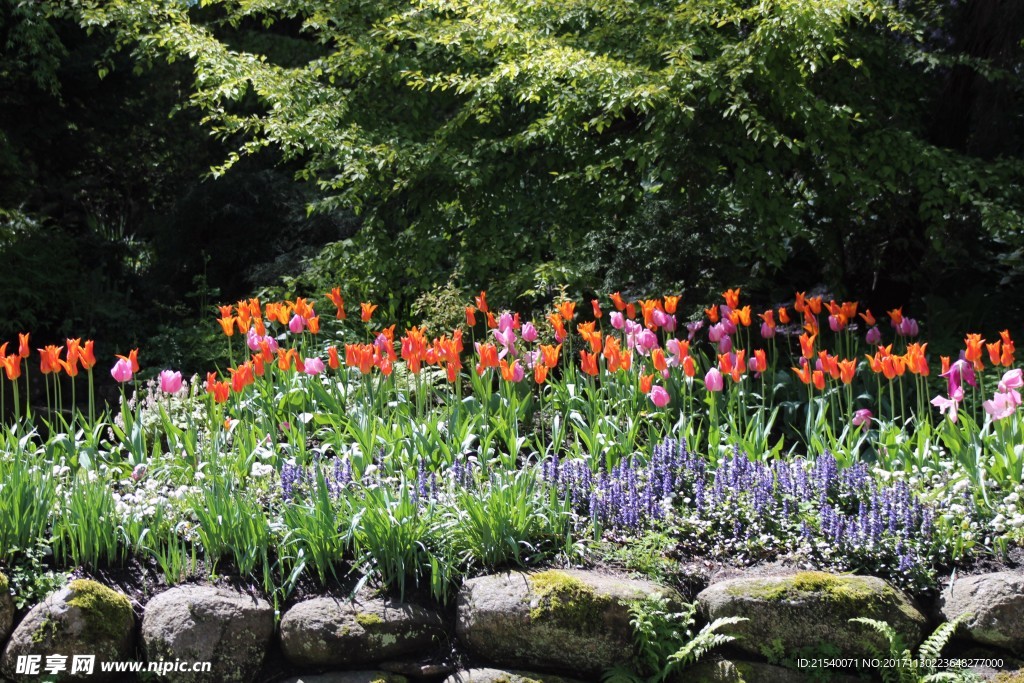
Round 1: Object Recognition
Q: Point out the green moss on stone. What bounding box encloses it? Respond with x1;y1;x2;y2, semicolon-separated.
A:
65;579;132;643
726;572;894;609
0;572;8;594
356;611;385;627
993;671;1024;683
526;570;615;633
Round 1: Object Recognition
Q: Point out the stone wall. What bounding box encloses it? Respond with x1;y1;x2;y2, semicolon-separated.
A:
1;569;1022;683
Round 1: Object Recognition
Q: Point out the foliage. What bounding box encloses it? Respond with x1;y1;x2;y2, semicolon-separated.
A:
603;595;745;683
849;614;977;683
71;0;1024;314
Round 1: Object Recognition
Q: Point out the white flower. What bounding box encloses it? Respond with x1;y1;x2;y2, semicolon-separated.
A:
251;462;275;478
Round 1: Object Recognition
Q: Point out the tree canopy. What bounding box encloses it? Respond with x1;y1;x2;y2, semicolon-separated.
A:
71;0;1024;308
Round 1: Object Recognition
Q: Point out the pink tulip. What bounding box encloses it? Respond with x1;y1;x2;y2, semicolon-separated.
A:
303;357;325;375
998;369;1024;393
638;329;658;352
686;321;704;341
865;326;882;345
931;387;964;423
896;317;919;337
852;408;873;429
110;358;133;383
718;335;732;353
610;312;625;330
289;314;305;334
498;312;515;332
512;363;525;383
984;391;1021;421
131;464;147;482
721;318;737;336
649;385;670;408
941;358;977;394
828;315;842;333
247;329;262;351
708;323;725;343
760;322;775;339
522;322;538;342
159;369;183;394
705;367;724;392
653;309;668;328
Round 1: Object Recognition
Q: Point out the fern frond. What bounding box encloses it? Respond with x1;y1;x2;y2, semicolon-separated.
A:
601;665;644;683
919;614;970;665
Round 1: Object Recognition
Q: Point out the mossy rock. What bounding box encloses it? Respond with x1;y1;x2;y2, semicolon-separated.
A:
442;668;587;683
940;571;1024;654
280;595;448;669
697;571;926;660
0;572;13;644
0;579;134;682
277;673;409;683
142;585;274;683
456;569;682;676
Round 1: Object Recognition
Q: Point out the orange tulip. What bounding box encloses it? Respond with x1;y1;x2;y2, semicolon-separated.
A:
1000;330;1015;366
751;349;767;374
793;364;812;385
39;345;61;374
326;287;346;319
360;303;378;323
625;303;637;320
794;292;807;314
639;373;654;394
465;306;477;327
964;333;985;370
476;343;499;375
218;316;236;337
799;333;817;360
704;305;719;324
838;359;856;384
580;350;599;377
610;292;627;311
218;304;233;319
778;307;790;324
887;307;904;326
987;341;1002;366
663;295;680;315
591;299;603;319
534;363;548;385
682;355;696;377
499;359;520;382
475;291;488;313
640;299;662;329
18;333;29;360
66;338;82;368
541;344;561;368
307;316;321;335
128;348;139;372
80;340;97;370
859;309;876;327
558;300;576;322
652;348;668;373
722;288;741;309
3;355;21;381
807;297;823;315
812;370;826;391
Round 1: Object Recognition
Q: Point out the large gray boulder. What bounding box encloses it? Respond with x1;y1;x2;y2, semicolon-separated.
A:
0;572;13;644
697;571;927;659
141;585;274;683
940;571;1024;653
0;580;134;682
443;669;586;683
280;595;447;668
456;569;681;675
278;674;408;683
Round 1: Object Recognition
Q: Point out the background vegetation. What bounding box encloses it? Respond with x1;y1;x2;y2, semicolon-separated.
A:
2;0;1023;376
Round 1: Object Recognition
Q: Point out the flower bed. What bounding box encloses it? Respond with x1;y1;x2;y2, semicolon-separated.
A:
0;288;1019;611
